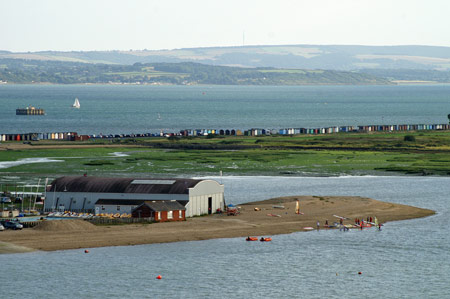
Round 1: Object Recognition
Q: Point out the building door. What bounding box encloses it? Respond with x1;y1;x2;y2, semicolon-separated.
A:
208;197;212;214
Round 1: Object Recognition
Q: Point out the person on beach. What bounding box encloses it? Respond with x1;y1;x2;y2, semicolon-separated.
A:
317;221;320;230
325;220;328;227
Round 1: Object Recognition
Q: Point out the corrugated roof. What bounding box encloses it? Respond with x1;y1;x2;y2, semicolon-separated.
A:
48;176;202;194
134;200;186;212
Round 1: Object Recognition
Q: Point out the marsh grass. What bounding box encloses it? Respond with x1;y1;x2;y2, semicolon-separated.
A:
1;131;450;177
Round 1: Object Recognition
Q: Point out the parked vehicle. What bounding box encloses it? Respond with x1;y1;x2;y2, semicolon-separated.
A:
1;197;11;203
0;223;4;231
3;221;23;230
14;197;23;203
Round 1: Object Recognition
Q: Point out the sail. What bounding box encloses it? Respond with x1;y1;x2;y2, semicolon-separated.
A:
72;98;80;108
295;200;300;214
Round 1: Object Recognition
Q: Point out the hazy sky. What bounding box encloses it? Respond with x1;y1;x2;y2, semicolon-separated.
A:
1;0;449;52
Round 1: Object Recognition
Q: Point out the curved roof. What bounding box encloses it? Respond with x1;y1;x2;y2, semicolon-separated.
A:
48;176;203;194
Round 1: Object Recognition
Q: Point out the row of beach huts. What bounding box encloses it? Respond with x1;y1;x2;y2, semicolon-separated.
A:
1;123;450;142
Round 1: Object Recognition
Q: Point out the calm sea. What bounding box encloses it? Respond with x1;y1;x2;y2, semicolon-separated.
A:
1;85;449;298
1;84;450;134
1;176;449;298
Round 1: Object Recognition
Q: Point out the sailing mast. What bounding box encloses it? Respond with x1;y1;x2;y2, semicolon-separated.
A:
72;98;80;108
33;178;41;211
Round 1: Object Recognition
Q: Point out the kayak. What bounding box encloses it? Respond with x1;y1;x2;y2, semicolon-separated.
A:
246;237;258;241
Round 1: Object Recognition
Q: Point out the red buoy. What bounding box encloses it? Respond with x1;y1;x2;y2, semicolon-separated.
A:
84;250;89;253
358;272;362;275
156;275;162;280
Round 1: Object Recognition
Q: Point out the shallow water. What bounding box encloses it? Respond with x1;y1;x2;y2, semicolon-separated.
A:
1;176;449;298
0;157;63;169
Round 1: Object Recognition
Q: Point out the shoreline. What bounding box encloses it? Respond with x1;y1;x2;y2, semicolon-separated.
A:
0;195;434;254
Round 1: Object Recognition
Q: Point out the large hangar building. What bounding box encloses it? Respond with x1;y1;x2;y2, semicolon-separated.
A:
44;176;224;217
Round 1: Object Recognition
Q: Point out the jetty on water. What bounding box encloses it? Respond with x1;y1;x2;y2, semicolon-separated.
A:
16;106;45;116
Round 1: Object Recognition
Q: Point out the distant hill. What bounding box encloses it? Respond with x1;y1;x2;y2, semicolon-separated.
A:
2;44;450;71
0;60;389;85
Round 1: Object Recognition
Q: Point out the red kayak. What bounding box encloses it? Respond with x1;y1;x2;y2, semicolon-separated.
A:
260;237;272;242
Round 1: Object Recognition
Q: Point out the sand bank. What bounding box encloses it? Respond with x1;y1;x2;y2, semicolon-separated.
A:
0;196;434;253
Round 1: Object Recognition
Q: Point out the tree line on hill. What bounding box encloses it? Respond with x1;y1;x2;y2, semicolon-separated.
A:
0;59;390;85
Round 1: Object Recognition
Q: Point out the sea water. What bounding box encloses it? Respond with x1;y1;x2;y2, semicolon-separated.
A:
0;176;449;298
1;84;450;134
1;85;449;297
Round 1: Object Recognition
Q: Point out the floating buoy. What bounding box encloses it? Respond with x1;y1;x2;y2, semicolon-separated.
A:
358;272;362;275
156;275;162;280
84;250;89;253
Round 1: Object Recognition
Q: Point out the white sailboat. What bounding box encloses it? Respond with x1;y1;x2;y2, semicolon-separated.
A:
72;98;80;109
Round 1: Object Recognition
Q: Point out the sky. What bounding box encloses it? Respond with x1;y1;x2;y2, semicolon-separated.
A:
1;0;450;52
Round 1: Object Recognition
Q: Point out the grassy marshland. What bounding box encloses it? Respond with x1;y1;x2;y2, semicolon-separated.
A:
1;130;450;178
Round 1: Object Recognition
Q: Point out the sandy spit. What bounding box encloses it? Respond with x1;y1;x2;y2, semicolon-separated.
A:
0;195;434;253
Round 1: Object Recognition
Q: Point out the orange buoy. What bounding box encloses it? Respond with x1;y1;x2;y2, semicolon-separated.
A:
156;275;162;279
84;250;89;253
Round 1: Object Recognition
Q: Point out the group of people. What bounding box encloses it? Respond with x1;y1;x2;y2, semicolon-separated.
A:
316;218;342;230
355;216;382;230
316;216;382;231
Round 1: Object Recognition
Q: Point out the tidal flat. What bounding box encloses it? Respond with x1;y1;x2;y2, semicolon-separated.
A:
1;130;450;181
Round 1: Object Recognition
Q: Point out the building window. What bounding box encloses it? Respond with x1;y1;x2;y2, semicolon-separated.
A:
168;211;173;219
73;200;76;204
179;210;182;218
117;206;120;211
101;206;105;211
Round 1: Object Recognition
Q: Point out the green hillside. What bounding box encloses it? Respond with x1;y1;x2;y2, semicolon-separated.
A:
0;59;389;85
2;45;450;71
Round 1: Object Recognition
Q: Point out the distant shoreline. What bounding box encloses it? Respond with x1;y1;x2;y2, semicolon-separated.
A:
0;195;434;254
0;82;392;86
3;81;450;86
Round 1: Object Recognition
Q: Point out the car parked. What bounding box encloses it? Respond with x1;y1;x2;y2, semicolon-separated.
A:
15;197;23;203
1;197;11;203
3;221;23;230
0;223;4;231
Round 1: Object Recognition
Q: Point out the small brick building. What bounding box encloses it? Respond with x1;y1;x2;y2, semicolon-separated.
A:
131;200;186;222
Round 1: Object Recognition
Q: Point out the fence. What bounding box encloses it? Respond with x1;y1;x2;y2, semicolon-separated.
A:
86;217;154;225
